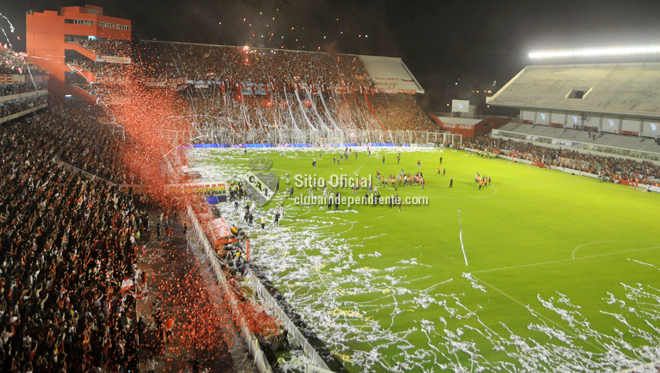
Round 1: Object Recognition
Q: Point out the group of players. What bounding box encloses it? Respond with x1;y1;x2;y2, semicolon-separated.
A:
475;173;492;189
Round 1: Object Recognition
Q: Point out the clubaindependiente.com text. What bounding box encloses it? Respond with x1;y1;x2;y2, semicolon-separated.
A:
294;195;429;207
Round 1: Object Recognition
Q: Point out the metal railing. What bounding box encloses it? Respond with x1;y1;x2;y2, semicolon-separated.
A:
187;204;335;371
245;271;333;371
186;205;273;373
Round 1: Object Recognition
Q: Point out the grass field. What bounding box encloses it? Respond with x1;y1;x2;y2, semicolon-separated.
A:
189;147;660;373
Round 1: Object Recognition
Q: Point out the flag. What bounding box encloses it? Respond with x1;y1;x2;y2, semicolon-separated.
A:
135;289;149;300
119;276;134;294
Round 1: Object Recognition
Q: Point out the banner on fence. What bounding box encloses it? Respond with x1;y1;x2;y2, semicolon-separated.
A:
616;178;638;187
0;74;25;84
96;55;131;64
96;76;130;84
211;217;232;239
165;181;227;195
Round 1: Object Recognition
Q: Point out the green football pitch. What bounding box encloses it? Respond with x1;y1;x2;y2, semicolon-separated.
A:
190;147;660;372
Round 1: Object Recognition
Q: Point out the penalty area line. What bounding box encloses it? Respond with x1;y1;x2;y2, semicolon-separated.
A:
571;240;652;259
473;245;660;274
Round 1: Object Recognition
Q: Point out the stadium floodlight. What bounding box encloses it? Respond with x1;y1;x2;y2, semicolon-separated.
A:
529;45;660;59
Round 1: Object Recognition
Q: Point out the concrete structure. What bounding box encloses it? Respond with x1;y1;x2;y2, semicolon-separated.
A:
430;115;509;140
486;63;660;138
494;122;660;161
358;55;424;94
26;5;131;100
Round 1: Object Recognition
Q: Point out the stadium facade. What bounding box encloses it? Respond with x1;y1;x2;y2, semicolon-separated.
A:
486;63;660;139
26;5;131;100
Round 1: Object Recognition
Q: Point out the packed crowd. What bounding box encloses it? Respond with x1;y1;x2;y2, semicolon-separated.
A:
0;106;157;372
182;87;437;139
0;48;45;75
72;39;132;58
0;95;48;118
138;41;370;87
42;107;145;184
67;60;125;79
370;95;435;132
64;40;436;137
466;136;660;184
0;81;48;97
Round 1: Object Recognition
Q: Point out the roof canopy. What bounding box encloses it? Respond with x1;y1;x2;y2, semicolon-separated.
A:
487;63;660;118
359;55;424;94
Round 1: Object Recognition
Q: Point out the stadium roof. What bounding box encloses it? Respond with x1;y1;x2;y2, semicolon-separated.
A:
487;62;660;119
358;55;425;94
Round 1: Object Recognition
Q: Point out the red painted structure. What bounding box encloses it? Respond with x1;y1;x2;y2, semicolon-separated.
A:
430;115;510;140
26;5;131;101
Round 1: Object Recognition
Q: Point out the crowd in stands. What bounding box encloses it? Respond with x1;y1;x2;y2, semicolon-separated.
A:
66;81;102;98
466;136;660;185
0;106;156;372
45;107;142;184
0;96;48;118
1;81;48;97
0;48;45;75
370;95;435;132
67;60;126;79
72;39;131;58
181;87;438;141
65;40;436;136
138;41;370;87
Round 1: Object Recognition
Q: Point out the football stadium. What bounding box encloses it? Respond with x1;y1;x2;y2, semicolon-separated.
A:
1;2;660;373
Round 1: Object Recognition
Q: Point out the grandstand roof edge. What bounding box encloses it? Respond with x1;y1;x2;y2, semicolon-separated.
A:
487;66;528;103
358;54;424;94
526;62;660;69
400;59;424;94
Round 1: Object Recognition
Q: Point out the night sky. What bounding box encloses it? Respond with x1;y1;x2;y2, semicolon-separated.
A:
4;0;660;112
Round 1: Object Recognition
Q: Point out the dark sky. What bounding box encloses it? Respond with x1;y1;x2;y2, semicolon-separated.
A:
4;0;660;112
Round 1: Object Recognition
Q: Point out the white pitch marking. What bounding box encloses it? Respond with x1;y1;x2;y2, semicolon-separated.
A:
571;240;650;259
458;210;468;266
470;274;607;353
473;245;660;274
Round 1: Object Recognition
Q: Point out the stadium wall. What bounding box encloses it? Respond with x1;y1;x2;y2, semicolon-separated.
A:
430;115;509;139
492;129;660;163
518;109;660;138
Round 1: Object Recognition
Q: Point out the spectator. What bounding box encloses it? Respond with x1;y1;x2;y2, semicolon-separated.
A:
0;106;154;372
466;136;660;186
